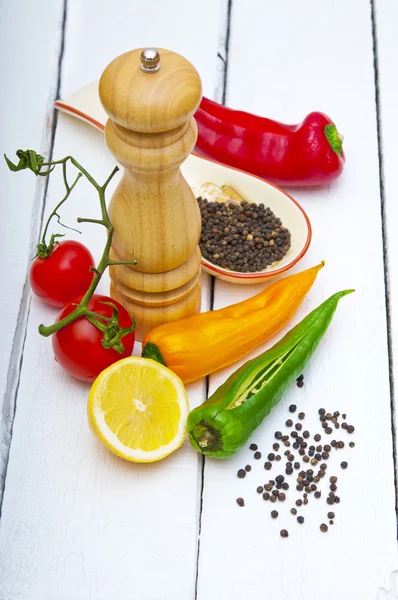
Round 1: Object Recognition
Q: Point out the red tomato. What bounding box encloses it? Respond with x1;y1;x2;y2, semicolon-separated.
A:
30;240;95;307
52;294;135;382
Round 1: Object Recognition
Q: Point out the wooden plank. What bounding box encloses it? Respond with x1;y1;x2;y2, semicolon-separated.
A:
197;1;398;599
0;0;65;488
372;0;398;475
0;1;222;598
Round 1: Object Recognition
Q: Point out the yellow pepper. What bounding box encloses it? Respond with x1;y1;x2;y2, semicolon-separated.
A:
142;262;324;383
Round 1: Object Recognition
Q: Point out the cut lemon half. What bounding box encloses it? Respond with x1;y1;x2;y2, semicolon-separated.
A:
87;357;189;463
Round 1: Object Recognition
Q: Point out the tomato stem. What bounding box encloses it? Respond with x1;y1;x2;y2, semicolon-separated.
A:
5;149;138;350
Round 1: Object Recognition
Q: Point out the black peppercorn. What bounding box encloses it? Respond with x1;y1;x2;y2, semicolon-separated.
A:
271;510;278;519
290;508;297;515
264;462;272;470
285;419;293;427
297;516;305;524
257;486;263;494
236;498;245;507
280;529;289;538
298;412;305;420
254;451;262;459
268;453;275;461
237;469;246;478
250;443;258;451
341;461;348;469
320;523;328;532
263;492;270;500
289;404;297;413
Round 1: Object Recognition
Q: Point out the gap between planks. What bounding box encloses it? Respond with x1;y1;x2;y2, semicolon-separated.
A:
370;0;398;529
0;0;69;511
194;0;233;597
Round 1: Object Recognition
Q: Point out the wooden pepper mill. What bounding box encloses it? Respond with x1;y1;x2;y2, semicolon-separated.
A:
99;48;203;340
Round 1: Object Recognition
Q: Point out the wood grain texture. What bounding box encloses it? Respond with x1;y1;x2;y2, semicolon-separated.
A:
0;0;65;490
0;0;221;597
196;1;398;599
373;0;398;482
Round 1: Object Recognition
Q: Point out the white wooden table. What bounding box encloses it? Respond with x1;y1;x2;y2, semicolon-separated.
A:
1;1;398;598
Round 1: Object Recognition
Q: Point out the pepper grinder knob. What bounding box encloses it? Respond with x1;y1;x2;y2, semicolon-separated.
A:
140;48;160;73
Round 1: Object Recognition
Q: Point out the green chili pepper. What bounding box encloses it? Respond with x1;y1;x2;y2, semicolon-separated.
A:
187;290;353;458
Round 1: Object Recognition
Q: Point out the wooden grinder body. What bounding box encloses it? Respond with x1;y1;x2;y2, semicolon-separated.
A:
99;48;202;340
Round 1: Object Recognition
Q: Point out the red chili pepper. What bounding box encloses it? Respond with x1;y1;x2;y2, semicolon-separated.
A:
194;97;345;187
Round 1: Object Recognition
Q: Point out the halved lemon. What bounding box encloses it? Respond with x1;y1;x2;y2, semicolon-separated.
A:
87;357;189;462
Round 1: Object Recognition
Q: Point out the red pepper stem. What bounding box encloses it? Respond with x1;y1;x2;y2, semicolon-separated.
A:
324;123;344;156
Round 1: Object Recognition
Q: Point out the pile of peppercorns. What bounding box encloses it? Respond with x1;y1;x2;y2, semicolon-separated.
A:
197;197;291;272
235;376;356;538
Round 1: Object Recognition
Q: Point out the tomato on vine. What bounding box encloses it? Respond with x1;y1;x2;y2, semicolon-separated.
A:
5;149;138;381
30;240;94;307
53;295;135;382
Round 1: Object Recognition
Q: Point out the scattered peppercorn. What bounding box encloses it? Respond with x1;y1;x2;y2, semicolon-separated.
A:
237;469;246;478
279;493;286;502
236;498;245;507
275;454;281;461
327;511;335;519
270;495;277;503
280;529;289;538
273;443;280;451
289;404;297;413
349;442;355;448
296;499;303;507
245;465;252;472
297;380;304;388
297;516;305;524
341;461;348;469
330;476;338;484
263;492;270;500
285;419;293;427
257;486;263;494
250;443;258;451
342;413;347;420
303;430;310;439
254;451;262;459
275;431;282;440
282;482;289;490
268;453;275;461
271;510;278;519
342;422;347;430
329;520;334;525
295;423;302;431
318;408;326;415
334;496;340;504
347;425;355;434
314;491;321;499
320;523;328;532
294;462;300;470
264;462;272;470
314;434;321;442
298;412;305;420
330;483;337;492
290;507;297;515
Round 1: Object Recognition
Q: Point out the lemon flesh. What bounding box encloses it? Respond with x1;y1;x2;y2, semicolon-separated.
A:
88;357;189;462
